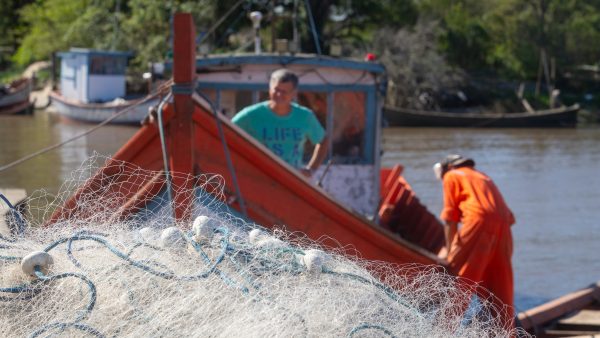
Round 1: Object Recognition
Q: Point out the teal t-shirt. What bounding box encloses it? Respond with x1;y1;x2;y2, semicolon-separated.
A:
232;101;325;168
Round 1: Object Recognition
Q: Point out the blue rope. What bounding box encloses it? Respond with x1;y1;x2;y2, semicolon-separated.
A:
1;227;418;337
29;322;105;338
0;279;44;301
348;323;397;337
187;230;250;293
0;192;25;237
0;282;34;294
45;229;229;281
34;267;97;322
323;268;416;313
0;287;43;301
0;254;21;261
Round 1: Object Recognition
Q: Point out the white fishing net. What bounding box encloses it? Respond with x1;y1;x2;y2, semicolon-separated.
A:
0;155;528;337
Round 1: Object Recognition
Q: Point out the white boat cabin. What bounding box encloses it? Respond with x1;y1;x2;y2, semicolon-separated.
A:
57;48;131;103
195;54;386;217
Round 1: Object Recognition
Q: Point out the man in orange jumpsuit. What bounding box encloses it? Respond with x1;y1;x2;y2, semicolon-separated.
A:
434;154;515;328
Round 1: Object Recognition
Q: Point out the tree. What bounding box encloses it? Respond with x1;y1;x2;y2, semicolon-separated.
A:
485;0;600;80
371;20;464;109
0;0;34;68
13;0;113;66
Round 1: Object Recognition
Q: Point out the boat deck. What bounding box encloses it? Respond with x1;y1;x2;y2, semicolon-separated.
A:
518;282;600;337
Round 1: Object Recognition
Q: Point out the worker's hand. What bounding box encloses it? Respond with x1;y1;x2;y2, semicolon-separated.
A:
437;246;448;260
300;167;313;178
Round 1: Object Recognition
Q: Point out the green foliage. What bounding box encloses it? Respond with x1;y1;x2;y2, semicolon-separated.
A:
3;0;600;89
0;66;25;84
0;0;34;69
14;0;91;66
438;3;491;70
372;20;465;109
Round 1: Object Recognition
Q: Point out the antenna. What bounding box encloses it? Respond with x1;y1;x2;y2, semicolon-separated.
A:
303;0;321;55
249;11;263;54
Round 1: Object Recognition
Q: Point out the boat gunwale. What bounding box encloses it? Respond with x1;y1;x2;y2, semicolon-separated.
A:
49;91;156;109
0;78;32;107
385;103;580;120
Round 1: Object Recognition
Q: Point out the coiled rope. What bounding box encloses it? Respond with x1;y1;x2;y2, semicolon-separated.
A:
0;226;410;337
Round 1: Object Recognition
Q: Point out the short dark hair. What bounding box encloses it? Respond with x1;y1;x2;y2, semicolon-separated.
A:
270;69;298;88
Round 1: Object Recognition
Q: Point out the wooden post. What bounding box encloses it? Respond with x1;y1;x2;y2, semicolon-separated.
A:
169;13;196;222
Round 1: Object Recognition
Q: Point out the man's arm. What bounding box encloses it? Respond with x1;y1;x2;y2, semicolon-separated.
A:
302;137;328;177
440;220;458;260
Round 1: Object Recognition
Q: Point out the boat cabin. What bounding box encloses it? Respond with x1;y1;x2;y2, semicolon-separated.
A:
195;54;386;216
57;48;132;103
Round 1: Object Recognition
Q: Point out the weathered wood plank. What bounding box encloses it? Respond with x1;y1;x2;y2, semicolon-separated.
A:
518;282;600;331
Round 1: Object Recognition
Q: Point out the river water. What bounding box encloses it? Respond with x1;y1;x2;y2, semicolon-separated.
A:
1;111;599;311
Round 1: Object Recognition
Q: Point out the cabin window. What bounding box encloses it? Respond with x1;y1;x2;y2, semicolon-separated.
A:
332;91;366;163
296;92;327;163
89;56;127;75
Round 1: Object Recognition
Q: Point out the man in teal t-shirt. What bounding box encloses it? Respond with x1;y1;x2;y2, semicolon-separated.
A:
232;69;327;177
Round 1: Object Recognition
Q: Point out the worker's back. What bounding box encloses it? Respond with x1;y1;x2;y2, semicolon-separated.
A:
442;166;514;228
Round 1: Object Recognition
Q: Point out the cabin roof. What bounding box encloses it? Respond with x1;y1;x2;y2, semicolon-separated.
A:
184;54;386;74
57;48;133;59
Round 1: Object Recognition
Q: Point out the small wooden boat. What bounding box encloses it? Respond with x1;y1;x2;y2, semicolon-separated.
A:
46;14;446;273
384;104;580;128
0;78;32;115
49;91;158;125
517;281;600;336
50;48;159;125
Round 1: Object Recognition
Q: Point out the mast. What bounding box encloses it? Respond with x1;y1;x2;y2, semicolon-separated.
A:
169;13;196;221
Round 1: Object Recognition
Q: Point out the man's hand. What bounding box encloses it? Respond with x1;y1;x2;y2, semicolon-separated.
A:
437;246;448;260
300;167;313;178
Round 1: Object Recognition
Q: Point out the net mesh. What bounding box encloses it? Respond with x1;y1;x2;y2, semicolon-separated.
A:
0;155;528;337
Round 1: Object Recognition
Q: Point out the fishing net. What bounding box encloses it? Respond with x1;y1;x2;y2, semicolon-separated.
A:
0;155;528;337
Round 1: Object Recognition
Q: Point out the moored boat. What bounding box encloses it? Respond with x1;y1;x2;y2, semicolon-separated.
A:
49;91;159;125
47;14;446;270
384;104;580;128
0;78;32;115
50;48;159;125
517;281;600;336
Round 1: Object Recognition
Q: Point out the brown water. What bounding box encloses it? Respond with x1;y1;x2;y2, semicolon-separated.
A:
1;111;599;310
382;127;600;311
0;111;136;195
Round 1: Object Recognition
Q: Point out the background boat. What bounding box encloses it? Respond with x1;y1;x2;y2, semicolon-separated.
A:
49;91;158;125
47;14;447;274
384;104;580;128
49;48;159;125
0;77;32;115
517;281;600;336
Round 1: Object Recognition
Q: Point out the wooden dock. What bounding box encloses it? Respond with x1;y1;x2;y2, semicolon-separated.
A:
0;188;27;236
518;281;600;337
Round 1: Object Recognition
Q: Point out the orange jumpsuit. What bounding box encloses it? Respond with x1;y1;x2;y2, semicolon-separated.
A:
440;167;515;327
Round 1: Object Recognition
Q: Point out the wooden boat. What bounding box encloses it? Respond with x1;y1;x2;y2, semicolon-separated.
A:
0;78;32;115
49;91;159;125
517;281;600;336
50;48;159;125
384;104;580;128
46;13;446;272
